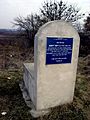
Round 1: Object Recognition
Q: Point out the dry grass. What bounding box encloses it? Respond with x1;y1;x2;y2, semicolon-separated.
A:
0;45;90;120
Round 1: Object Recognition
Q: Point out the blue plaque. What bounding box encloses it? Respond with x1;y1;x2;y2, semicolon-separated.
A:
46;37;73;65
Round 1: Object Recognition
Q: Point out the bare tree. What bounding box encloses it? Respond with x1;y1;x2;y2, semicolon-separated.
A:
14;14;43;46
13;0;84;47
40;0;84;24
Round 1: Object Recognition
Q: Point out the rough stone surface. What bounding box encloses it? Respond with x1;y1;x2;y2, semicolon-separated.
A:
22;20;80;114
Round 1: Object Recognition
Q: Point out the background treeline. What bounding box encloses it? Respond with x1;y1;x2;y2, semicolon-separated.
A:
79;13;90;56
13;1;84;46
79;32;90;56
13;1;90;56
0;0;89;56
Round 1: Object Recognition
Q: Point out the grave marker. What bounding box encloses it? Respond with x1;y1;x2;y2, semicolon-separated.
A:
21;20;80;117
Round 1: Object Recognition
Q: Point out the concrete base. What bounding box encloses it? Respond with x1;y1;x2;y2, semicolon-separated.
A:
30;109;50;118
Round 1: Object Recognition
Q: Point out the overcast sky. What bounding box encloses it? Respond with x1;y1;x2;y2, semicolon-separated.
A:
0;0;90;29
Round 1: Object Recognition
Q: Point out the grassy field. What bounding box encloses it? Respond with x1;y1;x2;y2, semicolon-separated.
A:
0;45;90;120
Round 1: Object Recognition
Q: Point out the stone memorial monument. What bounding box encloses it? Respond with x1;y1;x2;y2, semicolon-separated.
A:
20;20;80;117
